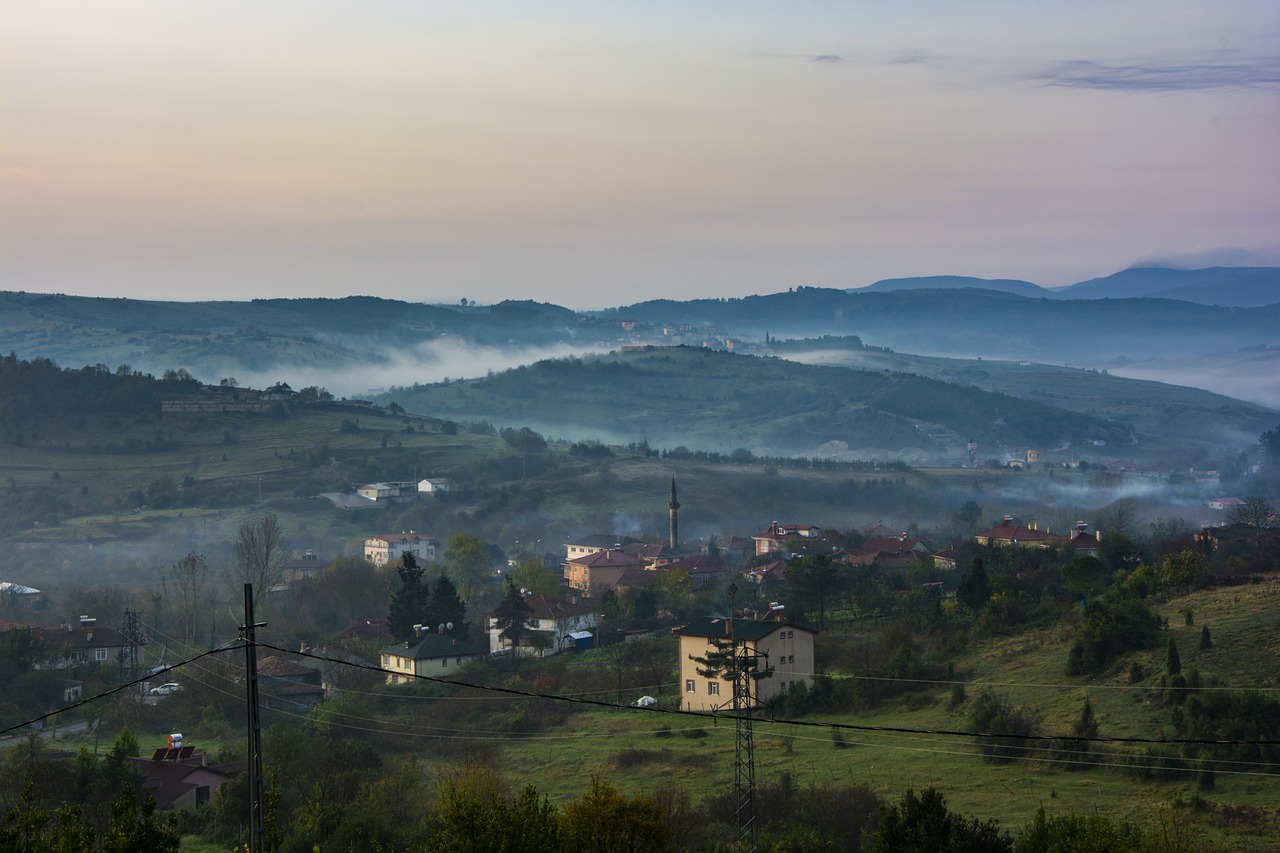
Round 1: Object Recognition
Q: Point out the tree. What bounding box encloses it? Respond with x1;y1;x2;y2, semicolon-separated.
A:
1166;639;1181;676
1199;625;1212;650
443;532;497;606
492;579;535;658
1158;549;1205;594
423;575;469;639
160;552;211;650
956;556;990;612
501;427;547;478
689;633;772;710
558;777;669;853
232;512;286;601
869;787;1012;853
951;500;983;534
507;559;561;599
387;553;430;643
786;554;840;631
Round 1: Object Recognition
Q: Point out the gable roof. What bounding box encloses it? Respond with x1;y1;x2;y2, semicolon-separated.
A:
676;616;814;642
382;634;486;661
975;521;1063;543
525;595;596;621
565;549;647;570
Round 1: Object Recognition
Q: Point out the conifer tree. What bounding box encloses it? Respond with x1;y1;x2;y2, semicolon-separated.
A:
1199;625;1212;650
1166;638;1181;676
387;553;430;643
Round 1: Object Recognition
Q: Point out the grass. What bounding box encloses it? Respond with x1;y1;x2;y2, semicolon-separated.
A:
431;578;1280;844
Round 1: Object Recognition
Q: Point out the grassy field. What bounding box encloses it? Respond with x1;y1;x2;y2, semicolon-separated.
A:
438;579;1280;844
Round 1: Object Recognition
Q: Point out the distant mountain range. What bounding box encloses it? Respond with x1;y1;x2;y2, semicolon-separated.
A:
2;266;1278;416
857;266;1279;308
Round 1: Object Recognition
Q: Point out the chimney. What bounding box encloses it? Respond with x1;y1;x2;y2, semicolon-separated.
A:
900;532;907;542
1003;515;1013;525
413;624;423;638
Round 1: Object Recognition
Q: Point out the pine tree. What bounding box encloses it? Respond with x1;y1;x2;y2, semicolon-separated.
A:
1199;625;1212;650
492;578;535;662
1166;639;1181;676
387;553;430;643
423;574;470;639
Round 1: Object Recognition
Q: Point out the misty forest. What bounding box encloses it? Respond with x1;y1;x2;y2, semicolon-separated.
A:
3;273;1280;852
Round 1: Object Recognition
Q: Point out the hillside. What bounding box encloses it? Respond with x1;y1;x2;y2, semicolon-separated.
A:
856;276;1050;298
1055;267;1280;307
764;337;1278;458
383;346;1134;460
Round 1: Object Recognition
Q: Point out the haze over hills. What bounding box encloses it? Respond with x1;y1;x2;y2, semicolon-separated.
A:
857;266;1280;308
3;264;1278;416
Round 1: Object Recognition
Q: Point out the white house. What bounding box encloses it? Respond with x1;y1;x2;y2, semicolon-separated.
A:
487;594;598;656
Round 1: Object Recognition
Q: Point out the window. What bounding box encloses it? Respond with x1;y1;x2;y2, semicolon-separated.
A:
685;679;696;693
442;657;448;668
708;682;720;696
94;648;108;661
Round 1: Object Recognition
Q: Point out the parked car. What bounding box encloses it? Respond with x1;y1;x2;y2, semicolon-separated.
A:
149;683;181;696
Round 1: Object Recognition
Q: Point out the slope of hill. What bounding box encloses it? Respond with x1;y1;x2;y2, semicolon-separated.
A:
857;276;1050;298
1054;266;1280;307
383;346;1133;459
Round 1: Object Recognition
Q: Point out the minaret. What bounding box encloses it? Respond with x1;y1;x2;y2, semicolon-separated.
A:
668;479;680;550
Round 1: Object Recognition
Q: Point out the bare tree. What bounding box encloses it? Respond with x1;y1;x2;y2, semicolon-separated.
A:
161;552;212;650
232;512;287;603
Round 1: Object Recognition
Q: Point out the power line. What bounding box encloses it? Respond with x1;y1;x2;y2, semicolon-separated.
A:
257;642;1280;751
0;642;243;739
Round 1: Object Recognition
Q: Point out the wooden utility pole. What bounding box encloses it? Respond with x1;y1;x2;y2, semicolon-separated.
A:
241;584;266;853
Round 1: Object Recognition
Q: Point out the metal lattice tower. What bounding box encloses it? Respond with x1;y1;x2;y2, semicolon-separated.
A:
732;644;759;853
120;608;145;681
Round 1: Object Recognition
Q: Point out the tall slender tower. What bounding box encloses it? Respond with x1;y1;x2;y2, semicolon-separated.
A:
668;479;680;550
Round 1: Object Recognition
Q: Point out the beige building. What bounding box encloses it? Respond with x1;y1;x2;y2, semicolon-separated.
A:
364;531;439;566
675;616;816;712
380;633;486;685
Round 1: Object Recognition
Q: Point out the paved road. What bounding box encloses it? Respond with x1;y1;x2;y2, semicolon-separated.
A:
0;718;93;750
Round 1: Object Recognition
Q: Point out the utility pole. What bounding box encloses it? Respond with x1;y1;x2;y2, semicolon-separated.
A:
120;608;145;682
240;584;267;853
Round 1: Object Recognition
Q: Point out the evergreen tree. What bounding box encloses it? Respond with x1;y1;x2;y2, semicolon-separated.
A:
424;575;470;639
956;556;991;612
1199;625;1212;650
492;579;535;660
387;553;430;643
1166;638;1181;676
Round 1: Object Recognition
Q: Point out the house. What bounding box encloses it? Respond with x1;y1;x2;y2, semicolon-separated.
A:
282;550;330;582
675;616;816;712
0;581;45;606
974;516;1064;549
621;542;678;568
564;534;640;561
563;547;647;594
32;618;134;669
1208;497;1246;511
127;743;244;810
1065;522;1103;557
335;618;391;644
752;523;822;557
364;531;439;566
744;560;788;586
418;477;454;495
486;594;598;656
380;632;486;685
840;534;932;569
669;554;730;587
257;653;326;712
702;536;753;564
261;382;296;401
356;481;419;502
320;492;384;511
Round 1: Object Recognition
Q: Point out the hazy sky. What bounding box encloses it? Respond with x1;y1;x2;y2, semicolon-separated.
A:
3;1;1277;307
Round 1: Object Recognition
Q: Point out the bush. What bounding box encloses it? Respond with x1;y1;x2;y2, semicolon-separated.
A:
967;691;1040;763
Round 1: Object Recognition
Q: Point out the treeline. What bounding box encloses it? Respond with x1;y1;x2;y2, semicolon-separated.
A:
0;355;163;444
0;734;1215;852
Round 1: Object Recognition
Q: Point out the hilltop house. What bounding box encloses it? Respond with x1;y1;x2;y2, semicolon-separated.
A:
127;745;244;810
364;531;439;567
486;594;598;656
256;653;325;712
676;616;816;712
380;631;486;685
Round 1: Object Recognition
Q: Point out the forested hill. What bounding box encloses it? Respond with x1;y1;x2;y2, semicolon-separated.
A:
385;346;1132;458
596;287;1280;363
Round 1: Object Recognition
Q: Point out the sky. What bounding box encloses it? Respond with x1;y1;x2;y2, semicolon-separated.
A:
2;1;1277;308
